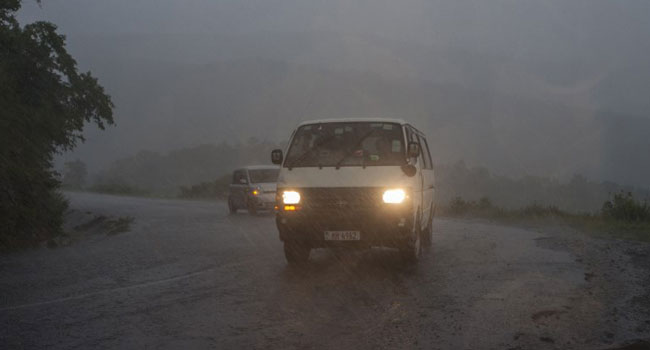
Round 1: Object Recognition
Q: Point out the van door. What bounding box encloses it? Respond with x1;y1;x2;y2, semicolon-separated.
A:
417;135;435;226
406;126;424;226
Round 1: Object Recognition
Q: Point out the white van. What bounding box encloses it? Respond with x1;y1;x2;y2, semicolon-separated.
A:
227;166;279;215
270;119;435;264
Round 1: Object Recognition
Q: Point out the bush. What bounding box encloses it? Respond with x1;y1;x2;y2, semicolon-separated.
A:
442;196;568;219
602;191;650;222
439;195;650;242
178;175;231;199
0;189;68;251
448;196;471;215
446;196;503;217
515;203;565;218
89;183;149;196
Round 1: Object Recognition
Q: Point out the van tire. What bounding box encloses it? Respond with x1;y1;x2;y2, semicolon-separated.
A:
284;241;310;265
400;215;422;263
247;200;258;216
423;206;434;246
228;197;237;214
400;234;421;263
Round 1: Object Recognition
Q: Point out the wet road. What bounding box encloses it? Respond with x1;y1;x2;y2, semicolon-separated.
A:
1;192;648;349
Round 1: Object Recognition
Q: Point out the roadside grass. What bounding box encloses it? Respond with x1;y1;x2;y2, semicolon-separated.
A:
106;216;135;235
438;195;650;242
47;213;135;248
77;186;179;201
566;216;650;242
88;183;151;197
81;179;228;201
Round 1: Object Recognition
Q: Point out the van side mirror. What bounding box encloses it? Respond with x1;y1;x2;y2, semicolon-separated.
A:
401;164;417;177
271;149;283;165
407;142;420;158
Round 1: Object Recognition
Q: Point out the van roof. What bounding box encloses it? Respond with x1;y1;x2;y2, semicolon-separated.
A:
297;118;408;127
242;165;280;170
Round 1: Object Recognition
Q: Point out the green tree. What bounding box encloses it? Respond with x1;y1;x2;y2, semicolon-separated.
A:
0;0;114;249
62;159;87;189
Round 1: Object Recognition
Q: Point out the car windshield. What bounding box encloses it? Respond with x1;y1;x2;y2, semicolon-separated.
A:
248;169;279;183
284;122;405;168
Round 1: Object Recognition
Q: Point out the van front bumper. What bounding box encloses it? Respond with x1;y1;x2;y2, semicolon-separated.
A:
248;193;276;210
276;208;414;248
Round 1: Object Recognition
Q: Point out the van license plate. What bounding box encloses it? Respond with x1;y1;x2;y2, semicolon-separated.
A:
324;231;360;241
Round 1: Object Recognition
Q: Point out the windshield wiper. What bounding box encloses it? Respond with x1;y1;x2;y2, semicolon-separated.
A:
334;128;378;169
287;134;336;170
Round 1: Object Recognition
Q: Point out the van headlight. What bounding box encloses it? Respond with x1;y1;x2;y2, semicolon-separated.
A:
282;191;301;204
383;189;406;204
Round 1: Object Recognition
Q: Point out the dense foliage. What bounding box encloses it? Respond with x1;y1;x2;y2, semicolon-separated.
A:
0;1;113;249
602;191;650;222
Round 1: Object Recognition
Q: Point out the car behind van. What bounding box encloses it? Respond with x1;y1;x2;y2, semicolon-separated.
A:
271;119;435;264
228;165;279;215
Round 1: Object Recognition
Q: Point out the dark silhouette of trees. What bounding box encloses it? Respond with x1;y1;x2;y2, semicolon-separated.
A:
0;1;114;249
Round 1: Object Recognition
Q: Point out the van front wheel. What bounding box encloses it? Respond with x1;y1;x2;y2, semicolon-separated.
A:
228;197;237;214
247;200;258;216
423;206;434;246
400;218;422;263
284;241;310;265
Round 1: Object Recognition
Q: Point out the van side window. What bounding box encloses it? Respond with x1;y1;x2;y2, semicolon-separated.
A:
232;170;246;184
421;136;433;169
405;126;415;143
414;133;429;169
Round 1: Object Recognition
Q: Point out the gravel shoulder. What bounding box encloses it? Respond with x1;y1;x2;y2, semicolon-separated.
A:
0;192;648;349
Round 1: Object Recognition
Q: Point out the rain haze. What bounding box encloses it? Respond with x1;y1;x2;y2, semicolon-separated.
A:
2;1;650;349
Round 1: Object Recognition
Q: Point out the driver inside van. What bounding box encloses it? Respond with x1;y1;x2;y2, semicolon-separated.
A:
371;137;391;161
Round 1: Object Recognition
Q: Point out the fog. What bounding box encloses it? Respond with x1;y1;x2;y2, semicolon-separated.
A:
18;0;650;188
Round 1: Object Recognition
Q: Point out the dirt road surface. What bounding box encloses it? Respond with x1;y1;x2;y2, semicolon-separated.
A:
1;192;649;349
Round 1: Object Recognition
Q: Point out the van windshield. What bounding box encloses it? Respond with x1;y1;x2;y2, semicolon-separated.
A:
285;122;405;168
249;169;279;183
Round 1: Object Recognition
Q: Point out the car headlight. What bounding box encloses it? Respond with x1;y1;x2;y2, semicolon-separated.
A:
383;189;406;204
282;190;301;204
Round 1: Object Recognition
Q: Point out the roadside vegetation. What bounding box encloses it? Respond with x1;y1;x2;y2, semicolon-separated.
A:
1;1;113;251
85;141;650;244
88;183;151;197
91;140;281;197
178;174;231;199
89;147;650;213
439;192;650;242
48;213;134;248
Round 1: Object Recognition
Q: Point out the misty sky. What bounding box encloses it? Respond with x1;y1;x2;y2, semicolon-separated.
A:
20;0;650;62
17;0;650;188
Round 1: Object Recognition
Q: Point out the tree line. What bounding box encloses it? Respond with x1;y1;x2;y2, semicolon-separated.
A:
78;141;650;215
1;1;113;250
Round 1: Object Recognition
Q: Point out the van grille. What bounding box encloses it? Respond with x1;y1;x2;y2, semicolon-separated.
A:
297;187;385;212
